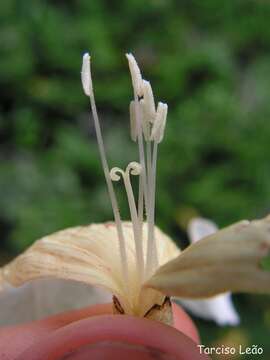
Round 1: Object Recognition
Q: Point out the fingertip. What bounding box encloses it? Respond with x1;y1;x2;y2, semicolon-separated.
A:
172;302;200;343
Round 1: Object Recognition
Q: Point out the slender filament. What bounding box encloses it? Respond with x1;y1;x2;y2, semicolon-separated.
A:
88;93;129;285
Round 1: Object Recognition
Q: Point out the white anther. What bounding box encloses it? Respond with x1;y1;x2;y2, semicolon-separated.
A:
150;102;168;143
126;53;143;97
139;99;151;141
142;80;156;123
129;101;138;142
81;53;93;97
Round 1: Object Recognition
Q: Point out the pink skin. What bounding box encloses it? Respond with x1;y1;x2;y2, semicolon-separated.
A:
0;303;207;360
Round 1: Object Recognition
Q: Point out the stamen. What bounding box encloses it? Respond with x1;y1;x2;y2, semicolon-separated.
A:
110;162;144;281
146;138;158;275
129;101;137;142
150;102;168;143
81;53;93;97
134;93;150;279
126;53;144;97
142;80;156;123
129;99;144;235
140;99;151;141
141;79;158;275
145;140;159;276
145;103;168;277
138;176;144;233
126;54;150;247
81;54;129;284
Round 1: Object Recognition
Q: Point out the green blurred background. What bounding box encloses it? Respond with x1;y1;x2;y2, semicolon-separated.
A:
0;0;269;358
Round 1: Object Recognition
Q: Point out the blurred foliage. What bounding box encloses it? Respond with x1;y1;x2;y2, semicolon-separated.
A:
0;0;270;356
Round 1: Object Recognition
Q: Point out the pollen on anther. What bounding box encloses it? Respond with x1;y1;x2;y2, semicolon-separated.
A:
151;102;168;143
129;100;138;142
142;80;156;123
126;53;144;97
81;53;93;97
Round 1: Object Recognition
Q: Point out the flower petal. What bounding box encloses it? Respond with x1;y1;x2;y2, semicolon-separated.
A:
1;224;125;299
179;217;240;326
0;279;111;326
178;294;240;326
146;216;270;298
0;222;179;317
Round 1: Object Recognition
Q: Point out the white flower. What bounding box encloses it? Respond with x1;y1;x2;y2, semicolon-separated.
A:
0;279;111;326
0;54;270;325
179;218;240;326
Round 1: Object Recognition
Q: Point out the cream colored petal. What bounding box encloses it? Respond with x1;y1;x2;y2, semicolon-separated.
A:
1;224;124;299
146;216;270;298
183;217;240;326
0;279;111;326
0;222;179;317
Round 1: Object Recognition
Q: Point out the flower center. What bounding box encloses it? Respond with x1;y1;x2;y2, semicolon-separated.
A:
81;53;168;291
